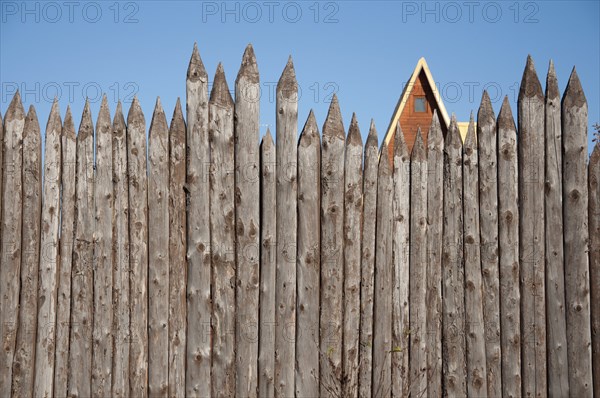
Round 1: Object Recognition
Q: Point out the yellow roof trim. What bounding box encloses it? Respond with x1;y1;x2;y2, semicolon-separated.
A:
383;57;451;147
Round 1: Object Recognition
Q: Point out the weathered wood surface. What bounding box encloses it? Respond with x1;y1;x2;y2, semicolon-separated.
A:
477;92;502;397
167;99;187;398
54;106;76;398
259;130;276;398
463;116;488;397
111;102;130;398
68;100;95;398
0;92;25;398
497;97;521;398
544;61;570;397
209;63;236;398
127;97;149;398
342;113;363;397
33;100;63;398
275;57;298;398
372;143;393;398
185;43;212;397
0;109;3;264
148;98;171;397
409;128;427;397
359;120;378;398
92;96;113;397
12;105;41;398
320;94;345;397
562;67;593;397
392;122;410;397
426;111;443;398
518;56;547;398
442;116;467;397
589;141;600;395
296;112;321;397
234;44;260;398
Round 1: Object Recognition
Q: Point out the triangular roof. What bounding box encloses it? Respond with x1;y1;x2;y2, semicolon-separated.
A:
383;57;451;147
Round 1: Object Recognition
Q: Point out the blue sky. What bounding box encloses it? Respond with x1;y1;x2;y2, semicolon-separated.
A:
1;1;599;151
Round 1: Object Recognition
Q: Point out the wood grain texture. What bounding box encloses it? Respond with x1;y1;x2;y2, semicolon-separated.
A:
12;105;41;398
562;67;593;397
442;116;467;397
518;56;547;398
544;61;570;397
463;117;488;397
127;97;148;398
259;130;276;398
391;122;410;398
275;57;298;398
497;97;521;398
477;92;503;397
296;112;321;397
426;112;443;398
359;120;378;398
92;96;113;397
409;128;427;398
589;142;600;395
111;102;130;398
320;94;345;397
372;143;392;398
234;45;260;398
54;106;76;398
68;100;95;398
0;92;25;398
185;43;212;398
34;100;63;398
342;113;363;397
209;64;236;398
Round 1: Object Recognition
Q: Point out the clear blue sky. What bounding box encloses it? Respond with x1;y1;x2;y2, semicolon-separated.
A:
1;1;599;152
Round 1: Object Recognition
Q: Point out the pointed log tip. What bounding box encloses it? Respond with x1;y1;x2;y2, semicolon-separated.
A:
519;55;543;100
562;66;586;108
590;141;600;165
63;106;76;139
98;95;111;123
323;94;344;138
6;90;25;119
277;56;297;98
478;90;494;118
170;97;185;134
300;110;319;145
127;96;145;125
411;127;426;161
188;43;208;82
112;101;126;131
379;142;391;172
428;110;443;148
237;43;259;84
366;119;378;148
394;121;409;158
545;60;560;100
464;117;476;148
48;99;62;132
24;105;41;137
210;63;234;106
174;97;184;117
447;116;463;149
347;113;362;146
262;128;274;149
155;97;164;113
498;96;516;129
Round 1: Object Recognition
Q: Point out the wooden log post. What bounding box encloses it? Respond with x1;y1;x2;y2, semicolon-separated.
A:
589;140;600;395
12;105;42;398
296;111;321;397
148;98;171;396
409;128;428;397
463;116;488;396
209;63;236;397
562;67;594;397
477;92;502;397
68;100;95;398
34;100;63;397
259;130;276;397
320;94;345;397
442;116;467;396
111;102;130;398
167;99;187;398
275;57;298;398
372;142;393;398
0;109;3;256
92;95;113;397
0;92;25;398
544;61;570;397
185;43;212;397
497;97;521;398
392;122;410;398
234;44;260;398
359;120;378;398
426;111;443;398
518;56;547;398
342;114;363;397
54;106;76;398
127;97;148;398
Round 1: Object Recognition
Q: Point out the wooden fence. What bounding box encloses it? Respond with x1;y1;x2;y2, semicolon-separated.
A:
0;45;598;398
